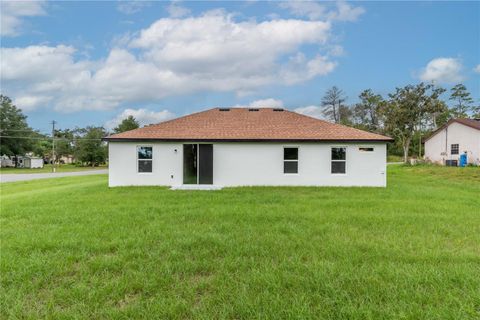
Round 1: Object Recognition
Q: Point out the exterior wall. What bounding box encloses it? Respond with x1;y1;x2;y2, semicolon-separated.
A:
108;142;183;187
109;142;387;187
424;122;480;165
29;158;44;168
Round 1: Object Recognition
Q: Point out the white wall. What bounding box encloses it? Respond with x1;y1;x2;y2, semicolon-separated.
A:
108;142;387;187
424;122;480;165
108;142;182;187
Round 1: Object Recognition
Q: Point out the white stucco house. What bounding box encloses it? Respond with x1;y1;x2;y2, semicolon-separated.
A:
104;108;393;188
424;118;480;166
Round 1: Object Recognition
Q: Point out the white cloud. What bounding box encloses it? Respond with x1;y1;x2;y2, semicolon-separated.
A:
279;1;327;20
419;57;465;84
13;95;52;112
105;108;176;130
117;1;150;14
293;105;325;119
166;1;191;18
280;0;364;22
474;64;480;74
0;0;46;36
2;10;342;112
332;1;365;22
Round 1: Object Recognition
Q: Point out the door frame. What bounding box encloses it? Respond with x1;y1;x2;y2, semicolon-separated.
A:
182;143;213;185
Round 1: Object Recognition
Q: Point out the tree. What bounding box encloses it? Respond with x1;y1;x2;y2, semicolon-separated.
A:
114;115;139;133
353;89;384;132
449;84;474;118
54;129;75;161
382;83;445;162
0;95;35;156
75;127;108;166
322;86;347;123
338;105;353;126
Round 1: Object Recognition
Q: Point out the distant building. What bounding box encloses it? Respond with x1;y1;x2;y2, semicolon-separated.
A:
1;155;14;168
424;118;480;166
16;156;44;169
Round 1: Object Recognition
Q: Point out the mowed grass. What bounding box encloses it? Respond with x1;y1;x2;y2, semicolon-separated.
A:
1;166;479;319
0;164;107;174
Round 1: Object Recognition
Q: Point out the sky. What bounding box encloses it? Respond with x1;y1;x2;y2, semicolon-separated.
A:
1;0;479;134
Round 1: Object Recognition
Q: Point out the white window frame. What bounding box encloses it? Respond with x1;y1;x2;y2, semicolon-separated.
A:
359;146;375;152
331;146;347;175
451;144;459;155
137;145;153;174
283;146;299;175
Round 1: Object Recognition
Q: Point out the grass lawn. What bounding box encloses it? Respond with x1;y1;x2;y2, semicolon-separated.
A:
0;164;107;174
387;154;404;163
1;165;479;319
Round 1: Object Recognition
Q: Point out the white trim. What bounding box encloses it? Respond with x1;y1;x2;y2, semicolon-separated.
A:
137;145;153;173
283;146;299;174
331;146;347;175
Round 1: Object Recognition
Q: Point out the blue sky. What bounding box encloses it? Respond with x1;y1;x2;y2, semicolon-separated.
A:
1;1;479;133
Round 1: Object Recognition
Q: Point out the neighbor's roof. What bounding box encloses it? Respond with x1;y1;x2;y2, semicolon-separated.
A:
104;108;392;142
424;118;480;142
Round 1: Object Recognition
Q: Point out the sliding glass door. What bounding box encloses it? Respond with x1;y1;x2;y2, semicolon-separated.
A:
183;144;213;184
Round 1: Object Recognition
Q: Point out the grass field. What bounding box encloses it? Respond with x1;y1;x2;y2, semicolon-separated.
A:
0;164;107;174
1;165;479;319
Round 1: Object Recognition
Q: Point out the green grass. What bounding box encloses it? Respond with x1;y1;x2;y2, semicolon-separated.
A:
1;166;479;319
0;164;107;174
387;154;404;162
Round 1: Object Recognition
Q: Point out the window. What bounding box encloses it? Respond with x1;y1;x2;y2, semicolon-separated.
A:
137;146;152;173
331;147;346;174
359;147;374;152
284;147;298;174
451;144;459;155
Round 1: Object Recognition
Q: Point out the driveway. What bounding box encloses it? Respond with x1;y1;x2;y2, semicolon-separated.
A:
0;170;108;183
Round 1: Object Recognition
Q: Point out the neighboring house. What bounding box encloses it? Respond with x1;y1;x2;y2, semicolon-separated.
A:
424;118;480;166
1;155;14;168
59;155;75;164
16;156;44;169
104;108;393;188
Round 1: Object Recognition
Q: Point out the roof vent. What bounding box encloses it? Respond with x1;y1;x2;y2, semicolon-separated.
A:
248;108;259;112
273;108;284;112
219;108;230;111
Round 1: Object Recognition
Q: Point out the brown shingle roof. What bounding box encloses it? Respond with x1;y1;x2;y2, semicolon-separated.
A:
424;118;480;142
104;108;392;142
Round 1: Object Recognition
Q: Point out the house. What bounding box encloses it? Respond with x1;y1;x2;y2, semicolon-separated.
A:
104;108;393;188
59;155;75;164
424;118;480;166
1;155;15;168
15;156;44;169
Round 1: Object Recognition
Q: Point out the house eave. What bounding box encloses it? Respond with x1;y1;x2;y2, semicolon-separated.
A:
103;137;393;143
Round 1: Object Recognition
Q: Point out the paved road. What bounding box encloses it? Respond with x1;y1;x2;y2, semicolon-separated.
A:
0;170;108;183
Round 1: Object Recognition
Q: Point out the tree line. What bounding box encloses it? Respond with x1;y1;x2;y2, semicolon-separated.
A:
1;83;478;165
320;83;478;161
0;95;139;166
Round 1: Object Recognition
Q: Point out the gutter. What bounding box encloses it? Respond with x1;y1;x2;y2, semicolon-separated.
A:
102;137;394;143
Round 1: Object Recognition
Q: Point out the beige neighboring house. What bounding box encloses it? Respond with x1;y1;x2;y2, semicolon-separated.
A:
424;118;480;166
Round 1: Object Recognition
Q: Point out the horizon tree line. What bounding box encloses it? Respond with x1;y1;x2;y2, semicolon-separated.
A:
1;83;478;164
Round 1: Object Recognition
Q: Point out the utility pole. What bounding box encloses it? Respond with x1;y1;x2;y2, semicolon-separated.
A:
51;120;56;173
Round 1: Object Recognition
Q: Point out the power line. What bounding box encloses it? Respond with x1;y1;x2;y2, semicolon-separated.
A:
0;135;103;141
0;129;41;132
